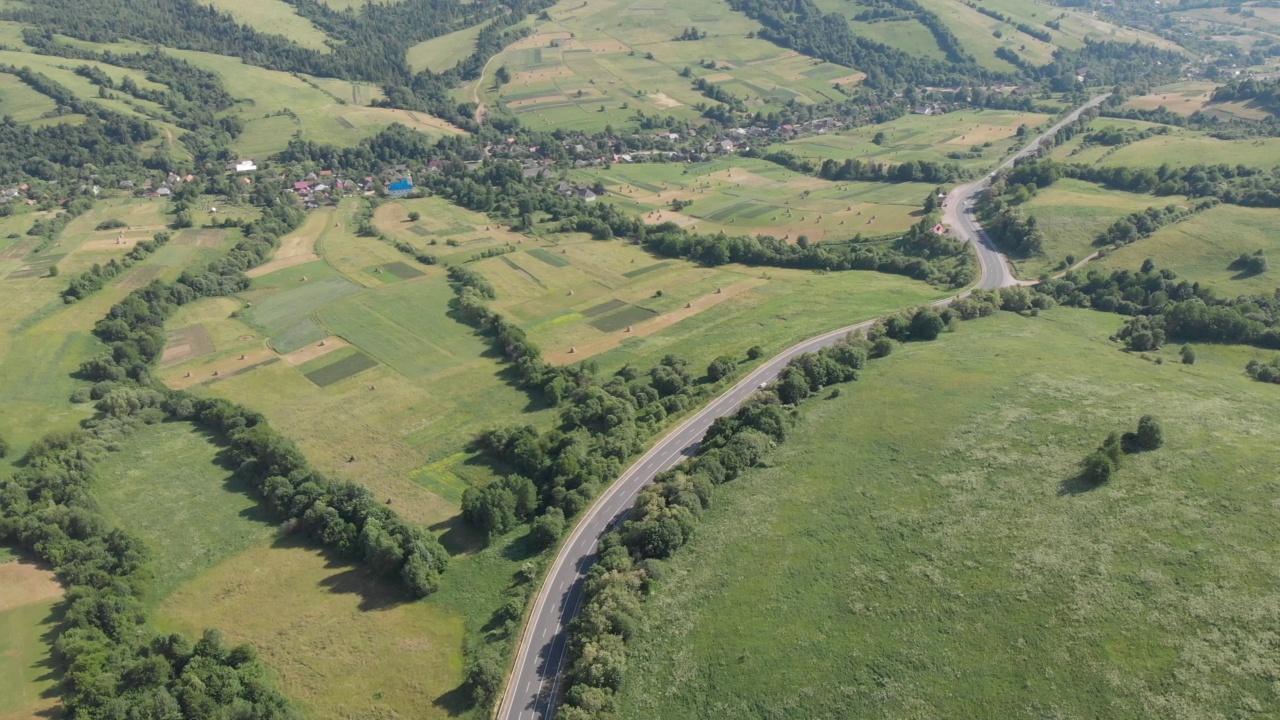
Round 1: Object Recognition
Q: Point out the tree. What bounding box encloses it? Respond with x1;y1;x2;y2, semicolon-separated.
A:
872;131;887;146
1080;449;1115;485
47;264;59;278
408;211;421;222
466;654;504;709
0;433;8;458
706;355;735;381
923;192;937;213
1136;415;1164;451
494;66;511;86
529;507;565;550
746;345;763;360
1180;345;1196;365
908;309;944;341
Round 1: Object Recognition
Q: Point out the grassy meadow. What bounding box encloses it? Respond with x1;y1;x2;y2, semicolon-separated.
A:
618;308;1280;719
1099;204;1280;296
575;155;935;241
203;0;332;51
0;555;63;720
93;422;278;604
783;108;1051;173
468;0;859;132
1047;114;1280;169
1014;179;1186;278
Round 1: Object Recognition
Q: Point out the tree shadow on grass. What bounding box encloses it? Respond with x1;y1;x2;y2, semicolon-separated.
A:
1058;472;1104;496
432;682;472;715
269;535;410;612
430;514;485;556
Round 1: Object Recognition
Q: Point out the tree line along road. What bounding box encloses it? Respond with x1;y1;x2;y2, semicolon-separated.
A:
497;94;1111;720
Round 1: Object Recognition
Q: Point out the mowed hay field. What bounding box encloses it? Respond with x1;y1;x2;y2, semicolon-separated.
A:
478;232;945;371
1042;115;1280;169
574;156;933;241
472;0;856;131
160;199;559;529
1099;204;1280;296
618;309;1280;719
0;556;63;720
0;198;240;460
784;108;1052;173
1015;179;1187;279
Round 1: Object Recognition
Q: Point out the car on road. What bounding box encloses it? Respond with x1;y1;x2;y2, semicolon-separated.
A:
758;382;767;389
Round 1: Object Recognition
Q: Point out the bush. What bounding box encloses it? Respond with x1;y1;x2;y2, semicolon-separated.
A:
1180;345;1196;365
529;507;566;550
908;309;944;341
95;218;128;231
746;345;763;360
870;337;894;358
706;355;736;382
1136;415;1164;451
0;433;8;458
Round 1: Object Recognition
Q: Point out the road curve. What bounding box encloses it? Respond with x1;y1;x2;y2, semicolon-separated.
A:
496;95;1109;720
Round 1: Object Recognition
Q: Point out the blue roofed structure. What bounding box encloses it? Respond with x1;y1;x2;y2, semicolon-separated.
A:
388;178;415;197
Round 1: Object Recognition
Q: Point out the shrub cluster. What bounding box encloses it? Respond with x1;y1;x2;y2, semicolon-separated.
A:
1080;416;1164;485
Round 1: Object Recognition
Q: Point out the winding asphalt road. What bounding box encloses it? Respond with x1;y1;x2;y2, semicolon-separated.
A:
496;94;1110;720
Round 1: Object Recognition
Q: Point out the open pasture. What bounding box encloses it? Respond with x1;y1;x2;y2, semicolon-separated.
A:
203;0;331;51
94;421;278;604
0;557;62;720
1099;204;1280;296
1101;128;1280;168
574;156;933;241
784;108;1051;173
156;540;466;720
407;19;491;72
152;49;466;157
1015;179;1186;279
0;71;57;123
374;195;539;263
471;0;857;131
618;309;1280;719
1120;80;1222;116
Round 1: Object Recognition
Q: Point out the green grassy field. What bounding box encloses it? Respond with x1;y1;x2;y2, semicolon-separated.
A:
617;308;1280;718
469;0;858;132
204;0;332;50
408;19;490;72
1099;204;1280;296
0;556;62;720
93;421;278;604
1014;179;1186;278
784;108;1051;173
572;155;934;241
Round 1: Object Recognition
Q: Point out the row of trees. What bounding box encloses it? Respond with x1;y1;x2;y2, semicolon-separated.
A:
1034;263;1280;349
817;156;967;184
173;393;451;596
1006;158;1280;209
